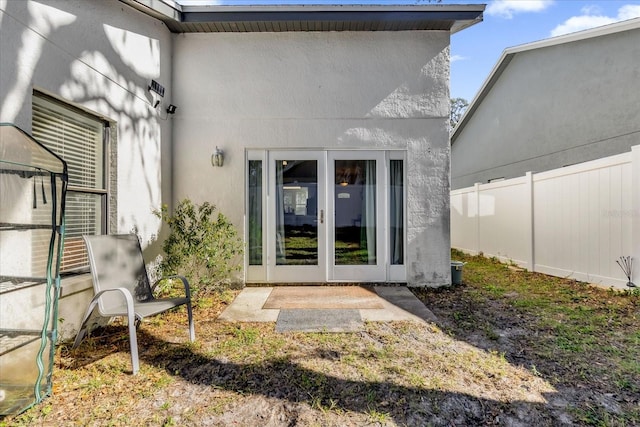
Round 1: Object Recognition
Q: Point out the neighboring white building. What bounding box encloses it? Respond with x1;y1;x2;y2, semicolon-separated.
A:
451;18;640;190
0;0;483;337
450;18;640;291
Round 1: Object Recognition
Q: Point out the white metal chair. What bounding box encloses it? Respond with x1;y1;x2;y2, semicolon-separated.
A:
72;234;195;374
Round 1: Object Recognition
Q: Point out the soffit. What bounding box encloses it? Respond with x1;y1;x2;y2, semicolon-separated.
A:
120;1;485;34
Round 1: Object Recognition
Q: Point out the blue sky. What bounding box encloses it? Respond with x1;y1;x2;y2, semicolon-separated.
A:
450;0;640;101
177;0;640;101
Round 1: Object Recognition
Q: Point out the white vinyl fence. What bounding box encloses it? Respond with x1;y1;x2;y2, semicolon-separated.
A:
451;145;640;289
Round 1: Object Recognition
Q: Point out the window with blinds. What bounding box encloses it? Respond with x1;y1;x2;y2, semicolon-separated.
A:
32;94;107;273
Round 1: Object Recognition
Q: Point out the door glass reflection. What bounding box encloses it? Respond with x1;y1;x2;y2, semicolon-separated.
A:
248;160;262;265
275;160;318;265
334;160;376;265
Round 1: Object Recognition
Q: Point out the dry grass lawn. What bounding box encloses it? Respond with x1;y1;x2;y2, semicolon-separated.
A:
2;251;639;426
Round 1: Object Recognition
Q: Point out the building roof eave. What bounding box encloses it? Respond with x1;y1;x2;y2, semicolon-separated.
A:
120;0;485;33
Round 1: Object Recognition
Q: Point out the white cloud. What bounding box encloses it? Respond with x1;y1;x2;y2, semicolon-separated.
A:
550;4;640;37
618;4;640;20
580;5;603;16
451;54;466;63
550;15;614;36
486;0;554;19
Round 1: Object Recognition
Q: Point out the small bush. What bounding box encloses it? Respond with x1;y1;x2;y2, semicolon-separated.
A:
154;199;243;293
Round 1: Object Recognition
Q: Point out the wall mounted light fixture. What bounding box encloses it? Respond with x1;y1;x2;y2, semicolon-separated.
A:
211;146;224;167
166;104;177;115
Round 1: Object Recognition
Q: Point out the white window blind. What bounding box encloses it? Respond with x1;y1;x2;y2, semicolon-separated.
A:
32;94;106;272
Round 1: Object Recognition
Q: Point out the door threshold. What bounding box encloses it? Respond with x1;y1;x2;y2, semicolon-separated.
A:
244;282;406;287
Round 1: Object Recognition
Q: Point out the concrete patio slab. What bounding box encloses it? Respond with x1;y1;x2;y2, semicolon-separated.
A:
362;286;439;323
216;287;279;322
217;285;438;326
264;286;383;309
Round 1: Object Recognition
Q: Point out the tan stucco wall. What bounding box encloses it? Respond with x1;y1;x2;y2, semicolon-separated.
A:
0;0;174;339
172;31;452;285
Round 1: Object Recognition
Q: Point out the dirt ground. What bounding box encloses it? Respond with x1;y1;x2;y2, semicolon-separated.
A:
2;254;639;426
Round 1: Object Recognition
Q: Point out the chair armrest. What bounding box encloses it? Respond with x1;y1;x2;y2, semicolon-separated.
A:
91;287;137;318
72;287;137;349
152;275;191;300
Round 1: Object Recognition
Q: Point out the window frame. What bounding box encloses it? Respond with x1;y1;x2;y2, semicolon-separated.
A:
245;150;267;281
32;91;111;274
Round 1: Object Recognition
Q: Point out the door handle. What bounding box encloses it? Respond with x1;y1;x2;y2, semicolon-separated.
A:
320;209;324;224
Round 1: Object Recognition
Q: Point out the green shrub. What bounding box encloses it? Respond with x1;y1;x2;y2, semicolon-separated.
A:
154;199;243;293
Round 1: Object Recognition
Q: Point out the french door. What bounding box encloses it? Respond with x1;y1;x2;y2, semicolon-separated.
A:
246;150;405;283
327;151;385;281
267;151;326;282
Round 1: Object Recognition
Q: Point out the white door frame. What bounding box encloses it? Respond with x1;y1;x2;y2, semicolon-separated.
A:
245;149;406;283
327;151;386;281
266;150;327;282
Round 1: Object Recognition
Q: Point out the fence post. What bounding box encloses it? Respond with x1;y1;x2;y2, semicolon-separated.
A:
632;145;640;285
526;171;535;272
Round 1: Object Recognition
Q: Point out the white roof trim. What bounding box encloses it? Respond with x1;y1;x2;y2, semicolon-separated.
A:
136;0;485;15
181;5;485;13
505;16;640;54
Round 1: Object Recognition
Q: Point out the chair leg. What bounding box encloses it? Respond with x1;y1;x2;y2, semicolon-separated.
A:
187;301;195;342
72;325;88;350
74;288;141;374
72;298;100;349
127;309;140;375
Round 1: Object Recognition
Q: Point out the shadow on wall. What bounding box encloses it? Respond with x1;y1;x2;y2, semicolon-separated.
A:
0;0;168;242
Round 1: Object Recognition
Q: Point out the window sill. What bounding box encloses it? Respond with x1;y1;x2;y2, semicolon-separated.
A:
59;274;93;297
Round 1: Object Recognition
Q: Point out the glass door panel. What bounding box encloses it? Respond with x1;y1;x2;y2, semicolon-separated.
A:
248;160;263;266
334;159;376;265
268;151;326;282
276;159;318;265
328;151;385;281
389;159;404;265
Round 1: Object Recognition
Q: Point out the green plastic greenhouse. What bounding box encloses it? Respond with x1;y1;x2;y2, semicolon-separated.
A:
0;123;67;415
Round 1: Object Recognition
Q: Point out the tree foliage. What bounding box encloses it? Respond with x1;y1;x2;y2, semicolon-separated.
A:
450;97;469;131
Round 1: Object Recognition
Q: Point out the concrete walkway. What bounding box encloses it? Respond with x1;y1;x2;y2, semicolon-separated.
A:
217;286;439;329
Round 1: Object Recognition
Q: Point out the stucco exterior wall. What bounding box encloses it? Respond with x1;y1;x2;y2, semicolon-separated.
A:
172;31;452;286
451;26;640;190
0;0;173;338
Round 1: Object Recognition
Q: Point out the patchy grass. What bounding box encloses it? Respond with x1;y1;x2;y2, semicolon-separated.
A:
2;253;639;426
415;249;640;426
